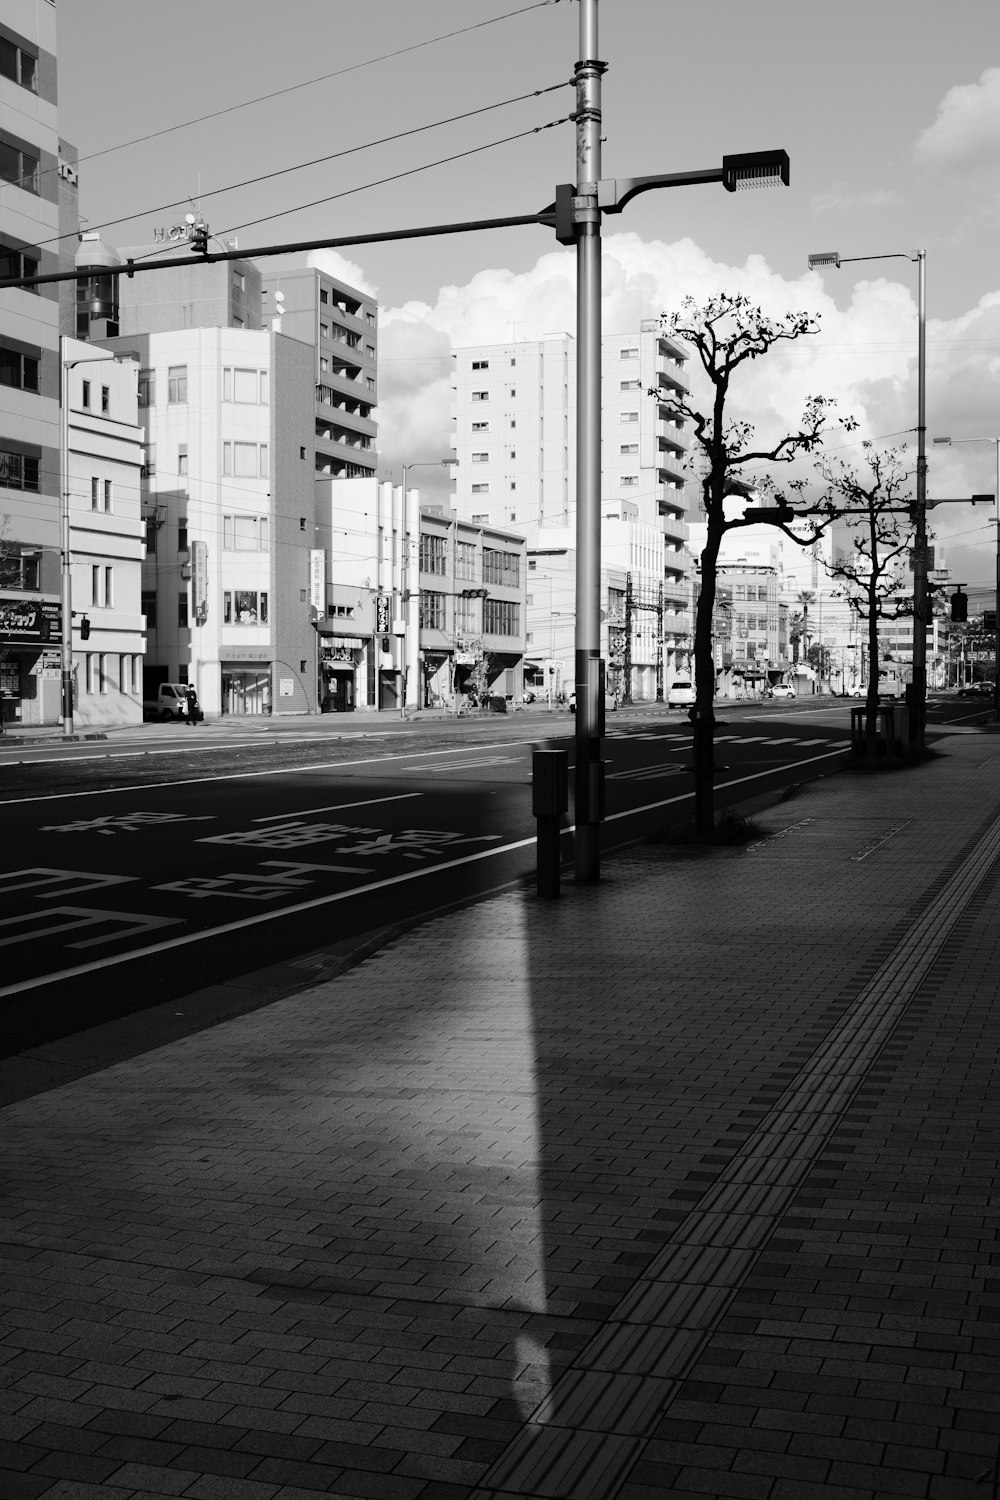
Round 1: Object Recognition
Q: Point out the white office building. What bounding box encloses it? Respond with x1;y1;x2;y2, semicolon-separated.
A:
451;322;692;701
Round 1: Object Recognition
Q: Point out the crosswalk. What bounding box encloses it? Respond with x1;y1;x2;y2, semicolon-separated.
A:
607;730;849;750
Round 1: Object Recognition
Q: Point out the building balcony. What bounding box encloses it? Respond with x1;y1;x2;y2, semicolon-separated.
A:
656;363;689;396
657;461;687;489
316;371;374;407
316;412;377;443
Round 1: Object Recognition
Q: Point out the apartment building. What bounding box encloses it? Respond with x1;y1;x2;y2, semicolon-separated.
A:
0;0;82;726
261;266;378;483
450;322;692;701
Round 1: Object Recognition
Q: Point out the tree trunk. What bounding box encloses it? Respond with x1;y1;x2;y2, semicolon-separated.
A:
692;527;722;836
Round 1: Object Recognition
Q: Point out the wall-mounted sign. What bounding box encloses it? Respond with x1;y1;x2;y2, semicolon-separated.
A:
0;600;60;645
375;594;390;633
310;549;326;612
191;540;209;624
278;678;294;697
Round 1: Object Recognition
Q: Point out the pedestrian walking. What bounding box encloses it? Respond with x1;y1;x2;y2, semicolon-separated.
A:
184;686;200;725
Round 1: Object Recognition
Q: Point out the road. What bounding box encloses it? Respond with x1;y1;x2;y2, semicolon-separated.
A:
0;696;985;1054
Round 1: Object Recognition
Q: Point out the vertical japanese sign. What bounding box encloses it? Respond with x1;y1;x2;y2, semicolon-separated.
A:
191;541;209;624
310;550;326;615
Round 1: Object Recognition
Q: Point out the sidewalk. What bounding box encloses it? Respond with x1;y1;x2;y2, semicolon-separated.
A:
1;728;999;1500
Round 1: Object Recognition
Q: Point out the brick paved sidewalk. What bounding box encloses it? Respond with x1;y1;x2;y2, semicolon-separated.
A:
1;730;998;1500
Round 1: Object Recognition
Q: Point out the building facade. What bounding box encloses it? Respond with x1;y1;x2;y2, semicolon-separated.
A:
450;323;692;701
314;477;526;712
260;266;378;482
0;0;81;726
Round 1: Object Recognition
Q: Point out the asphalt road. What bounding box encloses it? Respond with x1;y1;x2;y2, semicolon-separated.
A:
0;696;985;1055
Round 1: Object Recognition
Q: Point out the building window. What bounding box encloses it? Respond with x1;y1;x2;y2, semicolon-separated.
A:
471;421;489;432
620;411;639;423
419;534;447;575
320;322;329;339
471;452;489;464
178;519;188;551
0;38;38;92
528;559;537;572
223;514;269;550
141;591;156;628
91;477;100;510
81;379;90;408
177;445;188;478
620;347;638;359
418;590;446;630
319;288;328;304
482;548;520;588
471;359;489;370
232;442;256;477
260;370;268;404
233;271;245;292
0;245;39;286
103;479;113;511
620;443;638;455
484;598;520;636
87;654;99;694
101;386;110;414
621;475;639;487
455;540;476;581
471;512;490;526
167;365;187;403
0;140;39;194
471;390;489;402
178;591;189;628
620;380;640;391
0;342;40;394
471;483;490;495
223;589;268;624
365;311;376;326
120;654;131;695
137;369;154;407
509;388;516;398
233;367;258;402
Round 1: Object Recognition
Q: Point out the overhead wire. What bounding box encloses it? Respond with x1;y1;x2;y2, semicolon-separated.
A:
68;2;564;172
38;83;572;251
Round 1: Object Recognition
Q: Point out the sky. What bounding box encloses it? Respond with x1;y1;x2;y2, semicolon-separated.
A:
57;0;1000;591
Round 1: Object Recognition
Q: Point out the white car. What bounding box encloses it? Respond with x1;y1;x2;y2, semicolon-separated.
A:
770;684;796;700
666;679;695;708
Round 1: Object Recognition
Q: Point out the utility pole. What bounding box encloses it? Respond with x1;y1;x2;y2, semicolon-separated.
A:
573;0;605;882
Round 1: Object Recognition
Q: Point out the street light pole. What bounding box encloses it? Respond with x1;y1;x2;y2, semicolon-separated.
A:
807;248;928;746
60;341;116;736
573;0;605;883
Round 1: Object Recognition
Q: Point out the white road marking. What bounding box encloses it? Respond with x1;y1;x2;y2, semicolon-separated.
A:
254;792;421;824
0;746;851;999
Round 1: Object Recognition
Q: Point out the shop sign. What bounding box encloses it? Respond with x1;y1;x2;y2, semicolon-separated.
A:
0;600;61;645
278;678;294;697
375;594;390;633
454;651;477;665
310;549;326;612
30;649;61;679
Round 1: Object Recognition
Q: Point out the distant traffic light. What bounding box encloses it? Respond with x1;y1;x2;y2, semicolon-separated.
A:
951;591;968;623
190;220;209;255
983;610;997;634
79;615;91;640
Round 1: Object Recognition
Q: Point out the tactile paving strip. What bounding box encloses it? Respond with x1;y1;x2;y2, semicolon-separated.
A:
474;807;1000;1499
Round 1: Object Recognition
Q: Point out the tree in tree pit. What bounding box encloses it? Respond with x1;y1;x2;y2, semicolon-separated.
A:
815;442;915;758
648;294;854;835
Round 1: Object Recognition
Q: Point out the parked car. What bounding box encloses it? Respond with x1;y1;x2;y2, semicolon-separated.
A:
143;683;194;722
770;684;796;700
958;682;994;697
666;678;696;708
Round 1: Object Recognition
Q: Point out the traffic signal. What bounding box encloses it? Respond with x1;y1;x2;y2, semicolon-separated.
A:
190;220;209;255
983;610;997;634
950;591;968;623
79;615;91;640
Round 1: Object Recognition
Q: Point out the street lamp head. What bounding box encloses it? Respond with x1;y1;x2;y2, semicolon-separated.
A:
932;437;952;446
808;251;841;270
722;150;790;192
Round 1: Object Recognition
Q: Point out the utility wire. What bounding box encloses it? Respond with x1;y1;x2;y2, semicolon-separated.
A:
124;116;572;263
39;83;571;251
69;2;563;171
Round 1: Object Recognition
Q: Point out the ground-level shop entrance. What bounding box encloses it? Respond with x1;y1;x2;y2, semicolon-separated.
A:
221;667;271;716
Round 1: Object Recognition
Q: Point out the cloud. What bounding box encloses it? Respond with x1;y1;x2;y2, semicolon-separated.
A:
810;186;902;216
915;67;1000;172
306;248;379;298
371;235;1000;577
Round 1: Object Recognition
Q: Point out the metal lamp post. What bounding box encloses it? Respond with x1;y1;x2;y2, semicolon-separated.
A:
932;435;1000;722
399;458;457;717
807;248;927;746
60;342;117;736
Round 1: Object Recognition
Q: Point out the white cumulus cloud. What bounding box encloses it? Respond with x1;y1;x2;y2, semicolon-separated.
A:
916;67;1000;171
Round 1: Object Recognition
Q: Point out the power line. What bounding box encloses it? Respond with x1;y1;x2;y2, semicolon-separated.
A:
69;3;563;171
39;84;571;251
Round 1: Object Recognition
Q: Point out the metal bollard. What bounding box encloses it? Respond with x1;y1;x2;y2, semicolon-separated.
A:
532;748;569;899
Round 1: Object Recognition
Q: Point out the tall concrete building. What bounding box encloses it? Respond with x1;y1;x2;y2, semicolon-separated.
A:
0;0;82;726
261;266;378;482
450;322;692;702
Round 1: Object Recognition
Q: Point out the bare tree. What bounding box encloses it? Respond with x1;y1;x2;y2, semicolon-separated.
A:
649;294;855;835
815;442;915;757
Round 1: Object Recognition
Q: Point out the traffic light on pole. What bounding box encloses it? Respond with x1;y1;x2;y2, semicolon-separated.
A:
950;591;968;623
79;615;91;640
